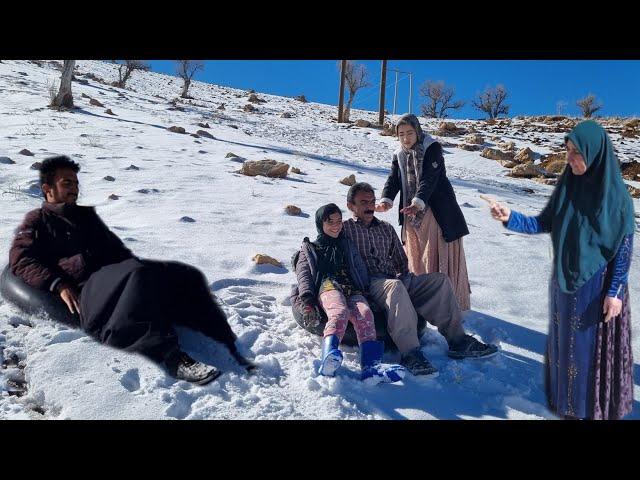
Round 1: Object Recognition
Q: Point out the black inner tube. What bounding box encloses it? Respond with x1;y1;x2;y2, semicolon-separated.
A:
0;265;79;326
291;301;426;350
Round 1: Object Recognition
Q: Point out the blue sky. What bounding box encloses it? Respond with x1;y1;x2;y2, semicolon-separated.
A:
148;60;640;119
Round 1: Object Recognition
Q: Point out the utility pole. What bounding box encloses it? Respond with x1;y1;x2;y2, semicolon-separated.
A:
378;60;387;126
389;67;413;116
393;70;399;115
338;60;346;123
408;72;413;114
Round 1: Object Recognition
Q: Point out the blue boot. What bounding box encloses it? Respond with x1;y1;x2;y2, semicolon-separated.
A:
360;340;406;385
318;335;343;376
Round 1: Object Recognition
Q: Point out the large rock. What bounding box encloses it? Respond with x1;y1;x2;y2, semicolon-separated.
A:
290;167;302;174
252;254;283;268
0;156;15;164
437;121;466;136
285;205;302;216
168;126;186;134
355;119;371;128
294;95;308;103
509;162;544;178
464;134;484;145
497;141;515;152
458;143;482;151
621;127;638;139
380;122;395;136
243;104;258;112
541;159;567;175
480;147;514;162
540;151;565;163
498;160;518;168
196;130;215;139
89;98;104;108
550;124;573;133
340;174;356;186
439;122;457;132
248;93;266;104
19;149;34;156
621;161;640;181
514;147;535;163
539;152;566;175
280;112;293;118
240;159;289;178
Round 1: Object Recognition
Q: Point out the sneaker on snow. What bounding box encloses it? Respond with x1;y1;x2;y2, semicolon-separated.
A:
166;351;221;385
447;334;498;359
400;348;438;376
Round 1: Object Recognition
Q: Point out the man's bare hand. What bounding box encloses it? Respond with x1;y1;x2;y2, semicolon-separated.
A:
59;283;81;315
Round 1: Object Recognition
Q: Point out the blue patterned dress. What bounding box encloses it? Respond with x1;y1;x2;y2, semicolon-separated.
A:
506;211;634;419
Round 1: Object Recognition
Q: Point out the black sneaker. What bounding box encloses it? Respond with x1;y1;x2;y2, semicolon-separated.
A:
166;351;221;385
400;348;438;376
447;334;498;359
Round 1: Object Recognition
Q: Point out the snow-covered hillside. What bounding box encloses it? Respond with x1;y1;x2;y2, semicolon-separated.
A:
1;60;638;419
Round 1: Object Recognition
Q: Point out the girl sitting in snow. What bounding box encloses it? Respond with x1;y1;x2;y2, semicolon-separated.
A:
293;203;405;384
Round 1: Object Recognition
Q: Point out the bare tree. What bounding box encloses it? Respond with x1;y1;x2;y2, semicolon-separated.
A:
419;80;465;118
175;60;204;98
112;60;150;88
576;93;603;118
472;85;510;119
337;60;371;122
50;60;76;109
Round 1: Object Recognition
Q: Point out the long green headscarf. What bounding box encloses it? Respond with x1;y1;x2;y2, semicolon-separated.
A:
539;120;636;293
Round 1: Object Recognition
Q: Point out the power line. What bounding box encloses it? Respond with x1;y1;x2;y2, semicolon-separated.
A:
351;73;408;111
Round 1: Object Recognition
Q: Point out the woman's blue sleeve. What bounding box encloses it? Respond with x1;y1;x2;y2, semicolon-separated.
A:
607;234;634;299
504;211;545;234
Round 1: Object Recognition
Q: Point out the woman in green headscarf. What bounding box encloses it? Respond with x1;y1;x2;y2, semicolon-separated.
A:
489;120;635;419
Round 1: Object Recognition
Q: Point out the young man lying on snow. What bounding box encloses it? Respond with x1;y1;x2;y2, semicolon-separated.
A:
9;155;254;385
